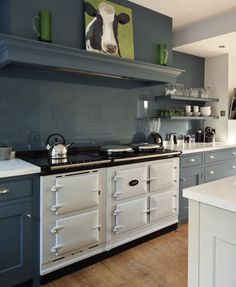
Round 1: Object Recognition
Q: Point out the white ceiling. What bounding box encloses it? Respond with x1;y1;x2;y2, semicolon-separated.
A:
129;0;236;58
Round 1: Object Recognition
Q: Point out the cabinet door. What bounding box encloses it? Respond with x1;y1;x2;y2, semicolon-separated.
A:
51;210;100;256
0;201;33;287
113;198;147;235
51;172;99;215
149;190;177;223
113;166;148;200
150;159;178;193
179;167;203;222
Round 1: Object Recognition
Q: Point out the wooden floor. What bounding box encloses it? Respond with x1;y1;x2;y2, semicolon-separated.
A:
43;224;188;287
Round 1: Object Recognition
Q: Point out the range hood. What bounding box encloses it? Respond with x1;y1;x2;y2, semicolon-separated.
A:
0;34;184;85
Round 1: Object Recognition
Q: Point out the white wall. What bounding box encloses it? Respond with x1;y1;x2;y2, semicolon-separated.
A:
204;54;229;141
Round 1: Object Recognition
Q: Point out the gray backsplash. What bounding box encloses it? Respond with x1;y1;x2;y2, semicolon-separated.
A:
0;55;204;151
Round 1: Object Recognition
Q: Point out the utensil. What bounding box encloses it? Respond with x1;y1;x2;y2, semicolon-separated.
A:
46;133;73;159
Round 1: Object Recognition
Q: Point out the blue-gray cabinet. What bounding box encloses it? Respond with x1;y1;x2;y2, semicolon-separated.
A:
0;175;38;287
179;148;236;222
179;166;203;222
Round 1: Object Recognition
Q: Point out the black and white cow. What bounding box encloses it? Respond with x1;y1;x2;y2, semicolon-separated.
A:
85;1;130;56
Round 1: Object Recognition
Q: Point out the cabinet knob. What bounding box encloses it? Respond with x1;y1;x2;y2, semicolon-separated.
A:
26;214;32;219
189;158;195;163
232;152;236;156
0;188;10;195
208;170;214;175
232;166;236;169
209;155;214;159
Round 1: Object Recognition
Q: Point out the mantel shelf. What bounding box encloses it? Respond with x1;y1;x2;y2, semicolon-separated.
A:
0;34;184;85
156;95;219;102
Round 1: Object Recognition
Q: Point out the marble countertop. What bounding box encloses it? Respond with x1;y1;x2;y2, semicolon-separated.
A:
164;141;236;154
183;175;236;213
0;159;40;179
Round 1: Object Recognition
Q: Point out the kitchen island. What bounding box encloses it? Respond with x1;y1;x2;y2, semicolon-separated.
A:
183;175;236;287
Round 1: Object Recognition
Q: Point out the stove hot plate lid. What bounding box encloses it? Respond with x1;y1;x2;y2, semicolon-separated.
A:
100;145;134;154
131;142;163;151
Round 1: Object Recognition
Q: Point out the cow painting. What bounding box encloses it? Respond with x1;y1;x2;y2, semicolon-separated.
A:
84;1;133;58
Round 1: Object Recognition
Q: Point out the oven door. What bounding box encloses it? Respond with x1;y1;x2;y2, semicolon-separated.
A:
51;171;99;215
50;209;100;256
113;166;148;200
150;159;177;193
149;191;177;223
113;197;148;235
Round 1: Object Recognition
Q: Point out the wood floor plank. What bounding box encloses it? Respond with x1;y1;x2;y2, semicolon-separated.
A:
42;224;188;287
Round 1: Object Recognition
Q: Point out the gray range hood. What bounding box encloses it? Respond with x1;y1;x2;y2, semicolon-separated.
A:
0;33;184;85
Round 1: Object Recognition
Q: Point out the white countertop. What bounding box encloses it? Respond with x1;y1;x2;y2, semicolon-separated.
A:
183;175;236;213
0;159;40;179
164;141;236;154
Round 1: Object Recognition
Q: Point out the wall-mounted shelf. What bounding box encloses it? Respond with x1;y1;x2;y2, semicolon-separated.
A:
160;116;219;120
0;33;184;86
156;95;219;102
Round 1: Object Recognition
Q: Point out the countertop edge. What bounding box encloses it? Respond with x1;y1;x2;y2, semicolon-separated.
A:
0;159;40;179
164;142;236;154
183;175;236;213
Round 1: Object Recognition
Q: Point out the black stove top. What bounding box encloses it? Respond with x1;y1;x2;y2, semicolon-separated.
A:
17;147;181;175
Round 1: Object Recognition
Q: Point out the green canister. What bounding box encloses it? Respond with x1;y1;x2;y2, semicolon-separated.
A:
33;10;52;42
157;43;169;65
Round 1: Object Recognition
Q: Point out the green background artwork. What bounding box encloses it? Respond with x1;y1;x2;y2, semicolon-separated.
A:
84;0;134;59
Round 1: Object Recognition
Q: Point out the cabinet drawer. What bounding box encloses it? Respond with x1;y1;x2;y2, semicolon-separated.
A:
181;154;203;168
0;176;34;202
205;161;236;182
205;148;236;164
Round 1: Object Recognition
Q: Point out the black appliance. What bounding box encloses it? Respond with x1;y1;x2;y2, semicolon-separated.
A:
18;144;181;175
204;127;215;143
150;133;163;147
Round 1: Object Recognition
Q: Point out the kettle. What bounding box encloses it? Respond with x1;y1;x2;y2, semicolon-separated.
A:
46;133;73;159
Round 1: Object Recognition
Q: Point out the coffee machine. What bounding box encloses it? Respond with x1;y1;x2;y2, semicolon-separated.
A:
204;127;215;142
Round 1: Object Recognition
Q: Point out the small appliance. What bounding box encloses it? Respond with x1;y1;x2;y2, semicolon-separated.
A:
204;127;215;143
148;118;163;147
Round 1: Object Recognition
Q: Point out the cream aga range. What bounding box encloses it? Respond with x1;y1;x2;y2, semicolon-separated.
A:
106;156;179;250
19;145;181;275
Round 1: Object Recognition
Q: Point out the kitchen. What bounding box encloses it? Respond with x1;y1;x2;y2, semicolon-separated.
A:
1;0;236;287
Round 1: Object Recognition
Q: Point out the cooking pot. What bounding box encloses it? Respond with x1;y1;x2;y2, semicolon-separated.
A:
46;133;73;159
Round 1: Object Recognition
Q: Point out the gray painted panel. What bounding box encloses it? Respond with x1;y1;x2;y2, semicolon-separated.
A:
173;51;205;88
0;1;205;150
0;0;172;64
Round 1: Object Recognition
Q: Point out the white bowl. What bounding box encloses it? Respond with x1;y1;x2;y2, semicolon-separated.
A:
200;110;211;117
200;106;211;117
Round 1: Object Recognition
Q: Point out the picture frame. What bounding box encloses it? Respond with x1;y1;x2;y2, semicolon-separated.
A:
84;0;134;59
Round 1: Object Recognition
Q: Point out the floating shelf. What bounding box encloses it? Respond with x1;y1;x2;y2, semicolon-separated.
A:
0;34;184;85
160;116;219;120
157;95;219;102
